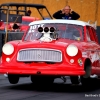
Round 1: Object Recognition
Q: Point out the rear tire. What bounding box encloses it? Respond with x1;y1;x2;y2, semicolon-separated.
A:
8;74;19;84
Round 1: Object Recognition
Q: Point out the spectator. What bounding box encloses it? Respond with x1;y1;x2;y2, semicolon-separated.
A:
25;10;31;16
53;5;80;20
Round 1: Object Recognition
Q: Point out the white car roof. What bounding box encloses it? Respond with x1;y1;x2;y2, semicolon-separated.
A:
29;19;91;27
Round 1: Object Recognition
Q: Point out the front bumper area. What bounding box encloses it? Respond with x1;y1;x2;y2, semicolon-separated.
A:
0;63;85;76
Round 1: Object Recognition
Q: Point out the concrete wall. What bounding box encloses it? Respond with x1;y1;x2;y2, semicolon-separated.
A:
0;0;100;25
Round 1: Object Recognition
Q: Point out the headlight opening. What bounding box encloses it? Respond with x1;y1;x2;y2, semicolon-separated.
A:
66;45;78;57
2;44;14;55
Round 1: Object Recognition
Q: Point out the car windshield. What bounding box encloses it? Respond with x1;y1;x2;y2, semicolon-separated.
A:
24;23;84;41
22;21;31;25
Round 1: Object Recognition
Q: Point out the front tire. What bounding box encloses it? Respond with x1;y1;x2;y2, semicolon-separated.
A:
8;74;19;84
81;65;91;86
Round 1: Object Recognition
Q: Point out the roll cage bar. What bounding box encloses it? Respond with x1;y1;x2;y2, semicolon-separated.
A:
0;3;52;19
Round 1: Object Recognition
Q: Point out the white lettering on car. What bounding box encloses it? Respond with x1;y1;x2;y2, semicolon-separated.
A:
82;51;100;63
29;24;44;33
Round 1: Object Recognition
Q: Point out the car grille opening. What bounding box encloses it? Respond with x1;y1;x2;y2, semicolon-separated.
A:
17;48;62;63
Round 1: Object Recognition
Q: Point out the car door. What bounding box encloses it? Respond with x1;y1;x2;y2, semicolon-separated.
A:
85;26;97;74
90;27;100;75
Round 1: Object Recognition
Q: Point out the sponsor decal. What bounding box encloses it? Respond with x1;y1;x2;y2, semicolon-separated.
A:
29;24;44;32
78;58;83;66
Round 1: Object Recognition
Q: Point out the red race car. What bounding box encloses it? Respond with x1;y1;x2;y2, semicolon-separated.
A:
0;20;99;85
0;16;39;32
20;16;40;32
0;22;11;32
9;16;40;32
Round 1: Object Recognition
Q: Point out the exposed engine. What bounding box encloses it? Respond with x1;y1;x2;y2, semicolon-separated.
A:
38;26;58;42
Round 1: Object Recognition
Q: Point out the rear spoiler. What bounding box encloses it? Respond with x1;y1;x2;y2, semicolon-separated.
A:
88;20;97;30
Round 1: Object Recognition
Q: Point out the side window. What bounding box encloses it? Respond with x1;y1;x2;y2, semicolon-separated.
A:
86;27;91;41
91;27;99;43
86;26;96;42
